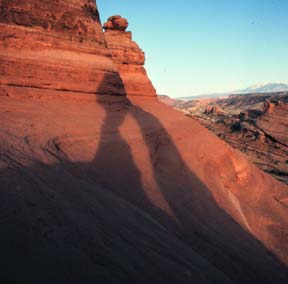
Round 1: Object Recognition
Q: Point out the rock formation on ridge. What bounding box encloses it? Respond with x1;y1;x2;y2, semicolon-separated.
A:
0;0;125;96
0;1;288;283
103;15;157;97
103;15;128;31
257;99;288;146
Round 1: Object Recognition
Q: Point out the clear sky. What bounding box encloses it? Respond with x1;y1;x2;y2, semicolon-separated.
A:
97;0;288;98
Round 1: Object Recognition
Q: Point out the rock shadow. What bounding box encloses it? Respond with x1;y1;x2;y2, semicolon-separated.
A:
0;73;287;283
86;74;288;283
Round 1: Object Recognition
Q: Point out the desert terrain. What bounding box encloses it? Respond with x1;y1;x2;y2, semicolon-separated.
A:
161;92;288;185
0;1;288;283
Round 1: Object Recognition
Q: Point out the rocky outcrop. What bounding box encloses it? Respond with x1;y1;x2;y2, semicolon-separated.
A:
103;15;128;31
0;0;125;96
204;106;224;115
258;100;288;146
173;93;288;185
263;99;288;114
0;1;288;283
103;15;157;97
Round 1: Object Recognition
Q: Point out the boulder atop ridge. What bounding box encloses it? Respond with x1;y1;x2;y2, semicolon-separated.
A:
103;15;157;97
103;15;129;31
0;1;288;283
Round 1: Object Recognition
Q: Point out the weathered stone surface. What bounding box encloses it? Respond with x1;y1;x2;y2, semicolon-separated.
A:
1;2;288;283
1;93;288;283
104;15;128;31
204;106;224;115
0;0;125;95
103;16;157;97
0;0;103;40
258;100;288;145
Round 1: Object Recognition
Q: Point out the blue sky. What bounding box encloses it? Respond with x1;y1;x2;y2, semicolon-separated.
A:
97;0;288;98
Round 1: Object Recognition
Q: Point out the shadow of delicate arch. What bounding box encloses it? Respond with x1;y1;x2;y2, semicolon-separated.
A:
0;73;287;283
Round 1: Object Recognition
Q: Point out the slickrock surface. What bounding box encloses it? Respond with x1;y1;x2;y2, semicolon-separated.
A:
0;92;288;284
103;15;157;97
0;1;288;283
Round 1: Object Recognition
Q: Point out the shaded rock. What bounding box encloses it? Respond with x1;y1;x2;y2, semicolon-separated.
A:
204;106;224;115
239;111;248;121
255;130;266;143
0;1;288;284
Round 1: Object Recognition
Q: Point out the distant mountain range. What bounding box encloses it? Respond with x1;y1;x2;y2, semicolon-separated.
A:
232;83;288;95
179;83;288;100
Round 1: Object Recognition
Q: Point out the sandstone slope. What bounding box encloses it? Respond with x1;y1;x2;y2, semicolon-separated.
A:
0;1;288;284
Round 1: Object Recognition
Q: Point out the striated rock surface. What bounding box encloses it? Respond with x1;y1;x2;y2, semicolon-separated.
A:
0;1;288;284
0;0;125;96
103;15;157;97
258;100;288;145
1;92;288;283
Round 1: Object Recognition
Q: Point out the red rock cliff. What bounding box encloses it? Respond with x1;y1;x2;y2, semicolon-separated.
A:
103;15;157;97
0;0;125;96
0;1;288;283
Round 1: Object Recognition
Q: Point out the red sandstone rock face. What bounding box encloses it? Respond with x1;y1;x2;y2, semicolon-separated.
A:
103;15;157;97
0;0;103;41
258;100;288;145
0;92;288;283
103;15;128;31
0;0;125;95
1;1;288;283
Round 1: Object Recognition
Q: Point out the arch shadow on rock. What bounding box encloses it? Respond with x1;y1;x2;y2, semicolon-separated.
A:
0;73;287;283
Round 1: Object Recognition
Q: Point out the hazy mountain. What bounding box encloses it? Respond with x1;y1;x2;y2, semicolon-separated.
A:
178;92;228;100
179;83;288;100
232;83;288;95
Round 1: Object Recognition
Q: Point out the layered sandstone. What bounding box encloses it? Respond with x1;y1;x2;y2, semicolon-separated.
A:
258;100;288;145
103;15;157;97
0;1;288;284
0;0;125;96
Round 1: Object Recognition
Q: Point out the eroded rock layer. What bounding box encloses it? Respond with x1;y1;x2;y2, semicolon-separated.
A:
103;15;157;97
0;1;288;284
0;0;125;95
258;100;288;146
170;92;288;184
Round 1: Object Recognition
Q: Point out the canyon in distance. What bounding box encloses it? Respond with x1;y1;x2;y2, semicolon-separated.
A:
0;1;288;283
159;90;288;185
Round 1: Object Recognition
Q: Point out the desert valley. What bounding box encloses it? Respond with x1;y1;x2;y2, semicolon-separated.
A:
0;1;288;283
159;90;288;185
